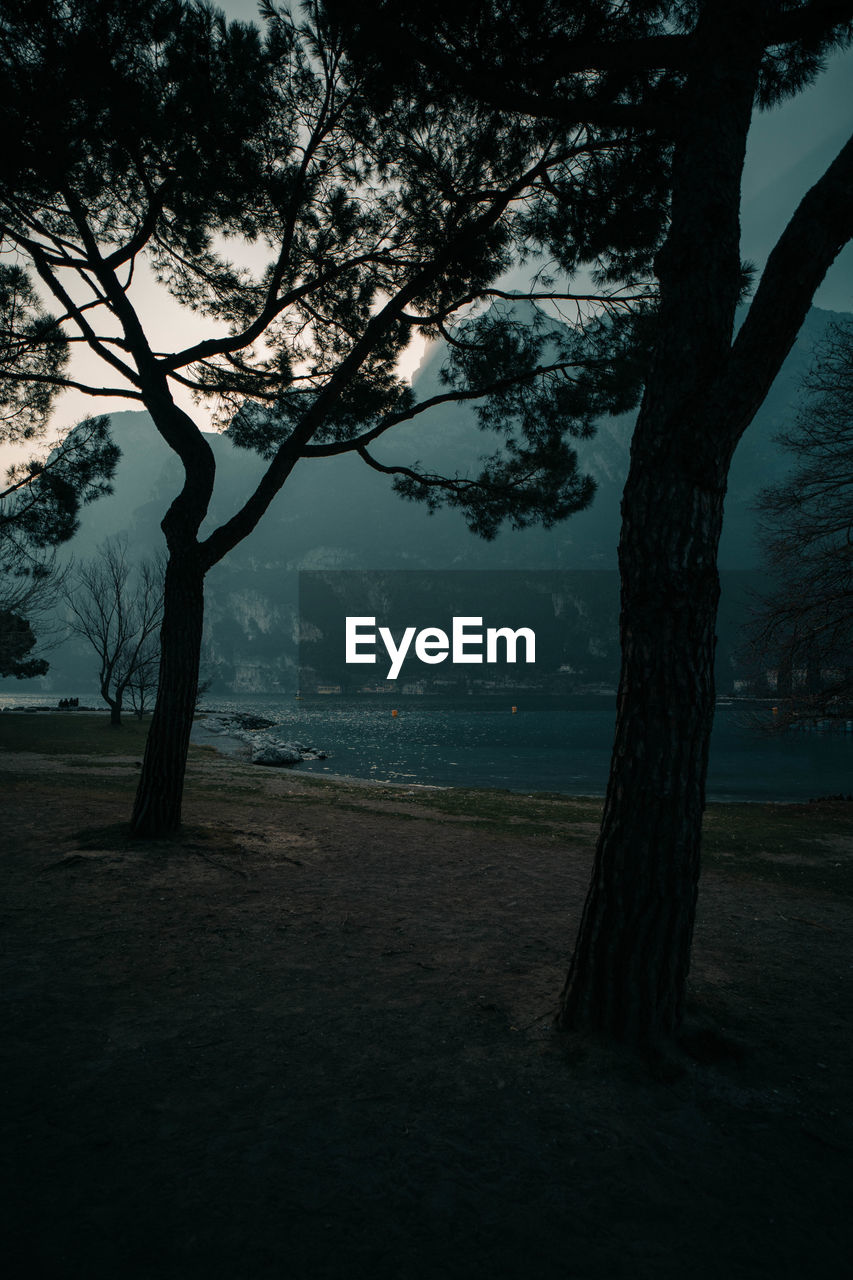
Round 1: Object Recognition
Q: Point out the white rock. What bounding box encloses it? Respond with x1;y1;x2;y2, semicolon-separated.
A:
251;740;303;767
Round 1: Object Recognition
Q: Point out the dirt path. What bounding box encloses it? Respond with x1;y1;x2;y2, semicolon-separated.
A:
1;745;851;1278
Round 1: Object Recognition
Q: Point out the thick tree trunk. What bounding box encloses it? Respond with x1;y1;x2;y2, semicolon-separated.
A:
559;425;729;1040
558;119;853;1043
107;697;122;727
122;382;215;837
130;544;205;837
558;0;764;1043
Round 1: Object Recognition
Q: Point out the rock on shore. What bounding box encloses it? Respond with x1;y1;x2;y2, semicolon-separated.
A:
197;714;326;768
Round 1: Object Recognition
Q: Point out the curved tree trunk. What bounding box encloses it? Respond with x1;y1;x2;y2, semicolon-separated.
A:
124;386;215;838
130;544;205;837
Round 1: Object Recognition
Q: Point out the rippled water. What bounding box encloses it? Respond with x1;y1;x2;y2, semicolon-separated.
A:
200;693;851;802
4;690;850;800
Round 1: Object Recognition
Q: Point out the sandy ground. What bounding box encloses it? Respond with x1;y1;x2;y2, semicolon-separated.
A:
1;739;851;1279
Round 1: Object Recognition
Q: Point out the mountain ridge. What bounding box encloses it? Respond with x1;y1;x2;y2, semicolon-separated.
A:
5;305;847;695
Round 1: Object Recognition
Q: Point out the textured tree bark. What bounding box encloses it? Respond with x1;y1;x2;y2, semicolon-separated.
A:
130;544;205;837
558;423;730;1039
558;0;852;1042
558;0;763;1042
128;390;214;838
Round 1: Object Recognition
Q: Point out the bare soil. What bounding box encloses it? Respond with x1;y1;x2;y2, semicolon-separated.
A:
1;729;851;1278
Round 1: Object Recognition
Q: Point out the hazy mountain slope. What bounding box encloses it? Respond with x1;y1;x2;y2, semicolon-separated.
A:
6;307;846;695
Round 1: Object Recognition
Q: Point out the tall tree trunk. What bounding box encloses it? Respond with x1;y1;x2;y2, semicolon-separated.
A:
559;424;729;1040
125;386;215;837
558;110;853;1043
130;543;205;837
558;0;764;1043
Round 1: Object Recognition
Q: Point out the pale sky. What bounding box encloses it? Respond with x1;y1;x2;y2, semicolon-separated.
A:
2;3;851;477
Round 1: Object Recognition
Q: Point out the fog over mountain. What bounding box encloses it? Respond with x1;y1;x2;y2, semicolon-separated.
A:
5;306;847;697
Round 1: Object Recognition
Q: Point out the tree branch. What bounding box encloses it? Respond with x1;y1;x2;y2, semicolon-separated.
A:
768;0;853;47
199;144;569;568
0;368;144;399
161;248;408;372
0;222;142;386
724;130;853;434
300;359;585;457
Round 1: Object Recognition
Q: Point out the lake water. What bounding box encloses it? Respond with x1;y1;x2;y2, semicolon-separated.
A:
3;691;850;801
204;693;850;802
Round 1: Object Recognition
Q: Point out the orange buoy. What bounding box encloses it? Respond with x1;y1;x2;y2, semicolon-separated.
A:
391;708;398;718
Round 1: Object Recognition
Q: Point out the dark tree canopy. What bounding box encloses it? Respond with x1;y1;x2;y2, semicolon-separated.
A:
324;0;852;110
1;416;118;549
0;251;118;568
0;81;120;669
0;0;666;833
0;169;119;547
0;0;655;541
0;263;69;443
0;608;48;678
0;413;119;678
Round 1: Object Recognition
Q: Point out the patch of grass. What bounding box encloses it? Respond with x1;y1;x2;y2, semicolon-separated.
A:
702;800;853;896
0;712;150;755
257;775;597;837
61;758;142;769
5;711;850;894
239;775;853;881
382;786;603;840
192;781;267;800
703;799;852;851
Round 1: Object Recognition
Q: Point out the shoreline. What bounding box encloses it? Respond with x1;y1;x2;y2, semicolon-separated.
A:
1;707;850;804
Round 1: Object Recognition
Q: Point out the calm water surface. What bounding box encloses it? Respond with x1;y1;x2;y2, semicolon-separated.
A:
203;693;851;802
4;691;850;801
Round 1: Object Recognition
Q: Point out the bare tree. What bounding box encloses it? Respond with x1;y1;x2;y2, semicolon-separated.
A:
126;632;161;720
746;319;853;726
64;538;164;727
